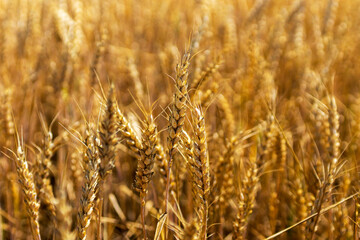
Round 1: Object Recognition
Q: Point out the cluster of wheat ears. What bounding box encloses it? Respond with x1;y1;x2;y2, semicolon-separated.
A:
1;0;360;239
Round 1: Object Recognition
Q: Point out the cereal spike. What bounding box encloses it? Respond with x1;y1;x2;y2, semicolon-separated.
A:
165;49;191;216
117;107;143;156
98;85;118;179
77;126;100;240
13;140;41;240
134;115;157;239
191;108;210;240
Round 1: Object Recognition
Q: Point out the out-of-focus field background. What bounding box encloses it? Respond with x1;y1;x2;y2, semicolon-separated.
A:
1;0;360;239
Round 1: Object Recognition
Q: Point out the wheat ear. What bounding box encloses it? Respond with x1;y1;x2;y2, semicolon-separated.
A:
77;127;100;240
233;146;258;240
35;130;57;221
183;108;210;240
116;107;143;156
165;49;191;215
305;96;340;240
134;115;157;239
12;138;41;240
98;84;118;179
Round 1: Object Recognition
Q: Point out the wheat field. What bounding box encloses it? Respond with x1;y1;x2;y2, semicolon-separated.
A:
1;0;360;239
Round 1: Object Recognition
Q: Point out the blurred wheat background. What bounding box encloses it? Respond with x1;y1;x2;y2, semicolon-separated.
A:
1;0;360;239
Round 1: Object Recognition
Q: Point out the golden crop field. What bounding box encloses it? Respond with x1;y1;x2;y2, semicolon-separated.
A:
1;0;360;239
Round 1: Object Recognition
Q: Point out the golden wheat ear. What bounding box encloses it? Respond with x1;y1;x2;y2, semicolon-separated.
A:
33;114;58;225
76;125;101;240
98;84;118;180
10;134;41;240
185;107;210;240
116;106;143;156
233;143;258;240
190;55;223;100
305;95;341;240
133;114;158;239
164;47;192;235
